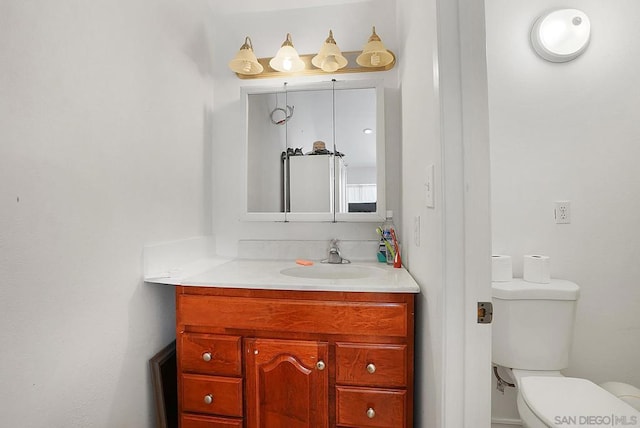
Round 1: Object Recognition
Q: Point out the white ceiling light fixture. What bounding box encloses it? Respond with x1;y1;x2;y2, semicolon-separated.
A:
531;9;591;63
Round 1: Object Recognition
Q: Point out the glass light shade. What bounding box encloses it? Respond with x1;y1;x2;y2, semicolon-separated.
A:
312;30;348;72
356;26;394;68
269;33;305;73
531;9;591;63
228;37;263;75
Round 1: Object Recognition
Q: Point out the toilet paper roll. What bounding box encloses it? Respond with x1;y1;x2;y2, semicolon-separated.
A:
599;382;640;411
491;255;513;282
523;255;551;284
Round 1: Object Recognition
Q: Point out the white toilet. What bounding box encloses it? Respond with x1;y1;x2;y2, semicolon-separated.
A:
492;279;640;427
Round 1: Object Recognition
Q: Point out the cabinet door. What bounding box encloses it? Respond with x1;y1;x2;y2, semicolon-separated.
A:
245;338;328;428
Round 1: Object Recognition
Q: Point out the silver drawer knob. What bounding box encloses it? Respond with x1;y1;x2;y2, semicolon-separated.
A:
202;352;212;362
367;407;376;418
203;394;213;405
366;363;376;374
316;360;326;371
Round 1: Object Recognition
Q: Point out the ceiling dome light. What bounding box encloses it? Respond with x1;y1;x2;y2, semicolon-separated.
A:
531;9;591;63
269;33;305;73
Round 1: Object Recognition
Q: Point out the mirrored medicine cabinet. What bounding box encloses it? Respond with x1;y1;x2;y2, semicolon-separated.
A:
242;79;386;222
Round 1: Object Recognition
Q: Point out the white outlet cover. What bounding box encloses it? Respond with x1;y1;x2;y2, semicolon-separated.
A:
555;201;571;224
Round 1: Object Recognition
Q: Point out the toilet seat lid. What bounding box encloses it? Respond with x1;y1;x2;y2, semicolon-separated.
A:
520;377;640;426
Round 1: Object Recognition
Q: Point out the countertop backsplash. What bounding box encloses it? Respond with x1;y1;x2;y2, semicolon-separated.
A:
237;239;380;262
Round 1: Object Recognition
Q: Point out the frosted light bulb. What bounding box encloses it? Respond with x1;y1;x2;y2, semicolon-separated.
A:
282;58;292;71
321;56;339;72
370;53;380;66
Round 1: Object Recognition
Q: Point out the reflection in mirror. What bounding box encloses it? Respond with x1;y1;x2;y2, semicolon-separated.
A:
285;87;334;213
244;81;384;221
334;87;377;214
246;89;286;213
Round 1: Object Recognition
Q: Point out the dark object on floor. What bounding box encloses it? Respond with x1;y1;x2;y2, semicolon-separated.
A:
150;340;177;428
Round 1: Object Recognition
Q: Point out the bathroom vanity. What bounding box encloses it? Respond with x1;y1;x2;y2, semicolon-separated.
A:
170;259;418;428
143;75;414;427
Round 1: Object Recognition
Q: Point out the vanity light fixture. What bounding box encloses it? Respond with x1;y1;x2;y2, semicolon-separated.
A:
228;36;263;75
356;26;394;68
228;27;396;79
311;30;348;73
531;9;591;63
269;33;306;73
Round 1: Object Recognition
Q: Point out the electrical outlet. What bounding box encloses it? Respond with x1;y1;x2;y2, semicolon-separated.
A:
555;201;571;224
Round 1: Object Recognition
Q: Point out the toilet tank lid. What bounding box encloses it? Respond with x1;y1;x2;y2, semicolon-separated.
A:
492;279;580;301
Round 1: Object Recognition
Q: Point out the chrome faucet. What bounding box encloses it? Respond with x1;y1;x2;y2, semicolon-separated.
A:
322;239;350;264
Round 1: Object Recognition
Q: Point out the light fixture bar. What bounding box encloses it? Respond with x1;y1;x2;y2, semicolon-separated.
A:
234;50;395;79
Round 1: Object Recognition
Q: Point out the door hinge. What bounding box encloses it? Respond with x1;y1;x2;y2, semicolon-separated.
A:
477;302;493;324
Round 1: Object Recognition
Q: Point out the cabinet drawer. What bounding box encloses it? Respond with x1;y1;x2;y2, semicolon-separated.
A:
178;294;408;337
181;333;242;376
181;414;243;428
336;386;406;428
336;343;407;387
182;374;243;417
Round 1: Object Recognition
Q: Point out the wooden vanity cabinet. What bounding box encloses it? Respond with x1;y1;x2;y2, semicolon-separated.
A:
176;286;415;428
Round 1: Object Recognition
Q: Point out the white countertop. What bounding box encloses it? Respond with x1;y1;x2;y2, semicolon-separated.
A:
145;258;420;294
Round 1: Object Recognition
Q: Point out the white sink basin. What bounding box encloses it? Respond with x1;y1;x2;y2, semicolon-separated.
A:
280;264;386;280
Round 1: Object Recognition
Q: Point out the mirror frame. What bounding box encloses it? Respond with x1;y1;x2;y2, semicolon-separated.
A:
241;79;386;223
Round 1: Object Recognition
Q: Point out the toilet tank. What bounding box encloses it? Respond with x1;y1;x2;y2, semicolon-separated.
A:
492;279;580;370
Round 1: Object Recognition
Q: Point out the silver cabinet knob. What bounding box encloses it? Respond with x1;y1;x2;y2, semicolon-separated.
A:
366;363;376;374
316;360;326;371
203;394;213;405
202;352;212;362
367;407;376;418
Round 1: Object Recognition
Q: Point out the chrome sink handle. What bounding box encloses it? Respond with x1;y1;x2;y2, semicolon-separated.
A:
322;239;351;264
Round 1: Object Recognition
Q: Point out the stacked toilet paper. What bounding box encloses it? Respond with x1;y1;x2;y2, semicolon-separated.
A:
492;254;552;283
523;255;551;284
491;255;513;282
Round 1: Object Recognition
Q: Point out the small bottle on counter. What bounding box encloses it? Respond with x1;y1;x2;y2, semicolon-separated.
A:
378;240;387;262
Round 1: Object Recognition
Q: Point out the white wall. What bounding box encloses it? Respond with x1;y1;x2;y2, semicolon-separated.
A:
486;0;640;420
348;166;377;184
0;1;214;426
400;0;493;426
209;0;402;256
397;0;444;426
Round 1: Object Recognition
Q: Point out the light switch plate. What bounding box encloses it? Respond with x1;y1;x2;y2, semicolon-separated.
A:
426;164;435;208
